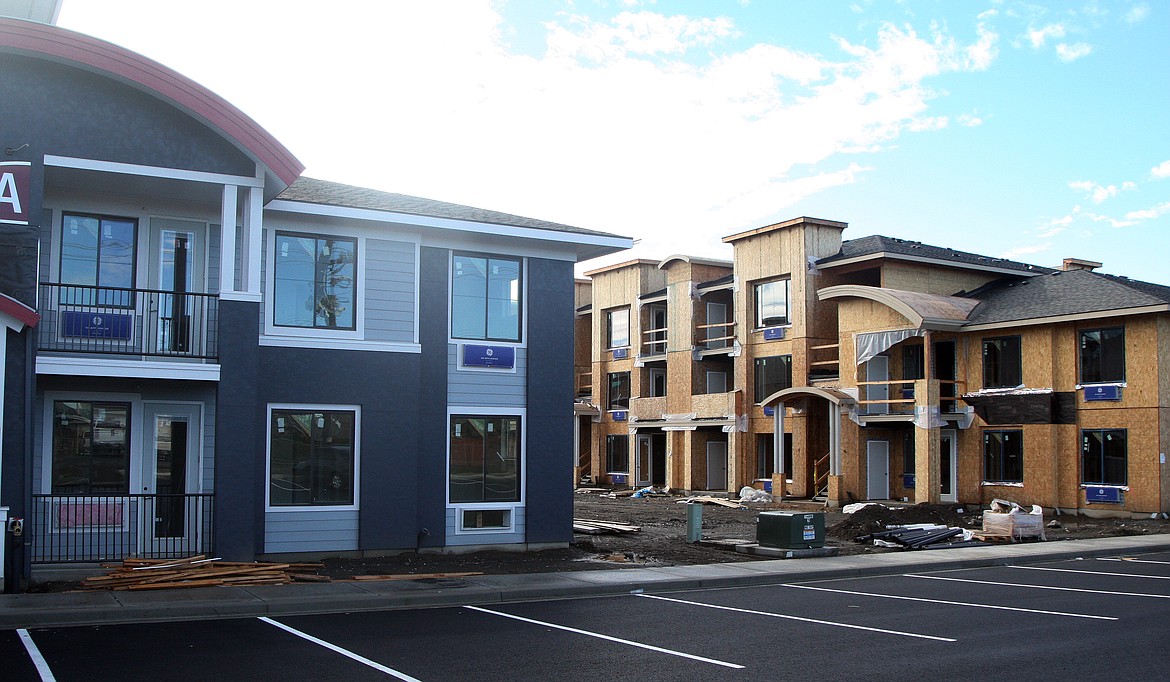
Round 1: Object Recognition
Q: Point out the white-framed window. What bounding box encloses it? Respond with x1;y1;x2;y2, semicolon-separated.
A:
451;253;523;343
273;232;357;330
606;306;630;349
51;399;132;495
754;278;790;328
60;212;138;307
448;407;524;533
266;404;360;510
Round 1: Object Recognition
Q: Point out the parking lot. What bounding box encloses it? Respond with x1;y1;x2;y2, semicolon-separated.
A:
7;551;1170;681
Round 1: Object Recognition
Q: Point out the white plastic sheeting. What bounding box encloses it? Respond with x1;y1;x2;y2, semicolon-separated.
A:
855;328;924;365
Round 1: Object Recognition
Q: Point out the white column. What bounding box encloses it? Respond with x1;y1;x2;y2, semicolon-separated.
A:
829;402;841;476
219;184;238;294
244;185;264;295
773;404;785;476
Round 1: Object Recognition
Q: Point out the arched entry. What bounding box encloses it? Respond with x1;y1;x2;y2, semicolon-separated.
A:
760;387;855;504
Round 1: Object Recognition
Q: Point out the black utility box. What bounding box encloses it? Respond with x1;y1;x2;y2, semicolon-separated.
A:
757;511;825;549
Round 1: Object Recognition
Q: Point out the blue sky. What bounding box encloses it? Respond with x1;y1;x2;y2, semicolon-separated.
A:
56;1;1169;283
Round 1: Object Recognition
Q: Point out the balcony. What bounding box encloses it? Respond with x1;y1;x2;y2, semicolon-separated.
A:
691;391;736;419
630;395;667;420
37;283;218;360
695;321;736;356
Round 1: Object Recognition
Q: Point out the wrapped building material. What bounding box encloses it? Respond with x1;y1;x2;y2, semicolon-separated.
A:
982;499;1046;540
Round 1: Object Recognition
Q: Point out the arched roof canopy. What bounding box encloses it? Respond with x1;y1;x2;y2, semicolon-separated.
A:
760;386;855;408
658;254;732;270
818;284;979;331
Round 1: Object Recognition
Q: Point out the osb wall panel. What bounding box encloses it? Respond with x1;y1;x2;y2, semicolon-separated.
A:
574;314;592;369
1158;317;1170;405
880;261;1001;295
1079;316;1159;409
1080;407;1161;513
1160;406;1170;513
574;280;592;309
837;299;912;335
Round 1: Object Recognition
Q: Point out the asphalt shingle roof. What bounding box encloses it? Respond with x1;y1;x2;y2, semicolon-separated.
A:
820;235;1053;275
963;269;1170;325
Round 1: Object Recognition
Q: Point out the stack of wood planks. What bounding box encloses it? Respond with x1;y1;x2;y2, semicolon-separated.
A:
675;495;745;509
80;555;330;590
572;518;641;535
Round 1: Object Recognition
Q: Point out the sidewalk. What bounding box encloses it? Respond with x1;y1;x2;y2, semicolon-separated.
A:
4;534;1169;630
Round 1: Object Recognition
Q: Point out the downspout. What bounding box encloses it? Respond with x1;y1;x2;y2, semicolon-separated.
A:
21;325;34;590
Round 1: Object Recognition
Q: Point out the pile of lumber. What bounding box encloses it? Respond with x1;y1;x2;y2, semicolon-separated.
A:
675;495;745;509
80;555;329;590
572;518;641;535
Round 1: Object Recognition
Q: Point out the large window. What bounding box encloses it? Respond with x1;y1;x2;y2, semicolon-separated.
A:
607;307;630;349
1080;327;1125;384
273;233;356;330
606;434;629;473
755;278;790;328
269;408;356;506
1082;429;1127;485
983;430;1023;483
608;372;631;410
754;355;793;403
452;253;522;341
52;401;131;494
449;415;521;503
982;336;1022;388
60;213;137;306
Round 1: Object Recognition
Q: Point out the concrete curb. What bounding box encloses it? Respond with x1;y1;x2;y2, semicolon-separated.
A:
4;535;1169;630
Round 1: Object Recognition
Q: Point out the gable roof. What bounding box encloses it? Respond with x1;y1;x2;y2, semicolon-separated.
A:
818;235;1052;276
961;269;1170;328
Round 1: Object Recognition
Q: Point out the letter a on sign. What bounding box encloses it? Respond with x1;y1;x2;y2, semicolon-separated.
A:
0;161;32;225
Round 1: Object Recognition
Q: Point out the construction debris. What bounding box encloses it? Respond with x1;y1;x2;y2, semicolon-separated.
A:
676;495;745;509
853;524;982;550
573;518;641;535
738;486;773;503
980;498;1046;541
82;555;328;590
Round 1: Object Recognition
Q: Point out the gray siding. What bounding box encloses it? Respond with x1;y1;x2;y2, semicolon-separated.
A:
444;507;526;546
447;345;527;407
263;509;359;553
365;238;416;342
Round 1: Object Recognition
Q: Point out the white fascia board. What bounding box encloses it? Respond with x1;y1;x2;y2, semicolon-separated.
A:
43;155;264;188
1;311;27;333
960;305;1170;332
259;336;421;353
36;356;221;381
266;199;632;252
819;252;1045;278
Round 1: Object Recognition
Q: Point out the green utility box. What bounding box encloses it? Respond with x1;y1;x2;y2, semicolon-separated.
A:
757;511;825;549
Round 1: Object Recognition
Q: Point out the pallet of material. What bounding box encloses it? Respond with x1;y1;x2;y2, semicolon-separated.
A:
79;556;330;590
572;518;642;534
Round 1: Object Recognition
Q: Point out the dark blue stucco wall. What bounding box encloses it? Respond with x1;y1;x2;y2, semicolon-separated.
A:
417;246;450;548
214;300;262;560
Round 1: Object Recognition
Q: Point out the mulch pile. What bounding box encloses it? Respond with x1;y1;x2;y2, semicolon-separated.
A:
827;503;973;541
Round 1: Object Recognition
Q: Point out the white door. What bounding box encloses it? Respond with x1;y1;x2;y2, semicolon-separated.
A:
939;430;958;503
706;441;728;490
867;355;889;414
148;218;205;355
141;403;202;555
636;434;652;487
706;302;727;349
867;440;889;500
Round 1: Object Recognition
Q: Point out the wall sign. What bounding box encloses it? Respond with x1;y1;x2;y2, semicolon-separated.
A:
902;473;916;489
612;348;628;360
763;406;775;417
1084;385;1121;401
1084;486;1121;503
62;311;132;340
462;344;515;369
763;327;786;341
611;411;627;422
0;161;31;225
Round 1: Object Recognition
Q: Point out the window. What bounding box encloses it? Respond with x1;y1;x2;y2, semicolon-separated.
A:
903;430;915;473
706;370;727;394
903;344;924;381
754;355;793;403
983;430;1023;483
606;434;630;473
269;409;356;506
52;401;131;494
60;213;137;306
1080;327;1125;384
982;336;1022;388
452;253;522;341
273;233;356;330
1082;429;1127;485
755;278;790;328
649;368;667;397
607;307;630;349
756;433;793;480
608;372;630;410
449;415;521;503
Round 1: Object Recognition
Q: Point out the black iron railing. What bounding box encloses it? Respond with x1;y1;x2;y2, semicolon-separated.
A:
30;493;215;563
37;283;218;359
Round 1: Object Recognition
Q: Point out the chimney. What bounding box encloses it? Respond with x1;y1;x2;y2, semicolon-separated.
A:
1062;258;1101;272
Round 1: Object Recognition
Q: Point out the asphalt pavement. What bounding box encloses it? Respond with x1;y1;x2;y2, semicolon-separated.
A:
3;534;1169;630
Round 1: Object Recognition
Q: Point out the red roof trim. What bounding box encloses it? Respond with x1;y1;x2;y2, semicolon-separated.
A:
0;18;304;186
0;293;39;329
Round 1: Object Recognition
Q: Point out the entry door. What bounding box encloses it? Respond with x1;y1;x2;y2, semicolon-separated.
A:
867;356;889;414
149;218;205;354
939;430;957;503
142;403;202;555
636;434;653;487
706;441;728;491
867;440;889;500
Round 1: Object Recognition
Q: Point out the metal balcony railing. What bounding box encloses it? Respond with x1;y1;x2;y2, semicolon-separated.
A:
37;283;218;360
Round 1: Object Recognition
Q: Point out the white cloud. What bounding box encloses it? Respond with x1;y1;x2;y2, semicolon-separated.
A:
1055;42;1093;62
1151;160;1170;179
1126;202;1170;221
909;116;948;131
956;113;983;127
1069;180;1133;204
545;11;735;61
1125;5;1150;24
1001;243;1050;259
1027;23;1065;48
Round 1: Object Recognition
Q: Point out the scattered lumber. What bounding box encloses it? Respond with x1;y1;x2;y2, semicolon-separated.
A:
572;518;641;535
675;496;745;509
80;556;330;590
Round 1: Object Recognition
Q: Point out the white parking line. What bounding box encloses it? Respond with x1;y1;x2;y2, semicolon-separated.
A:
905;574;1170;599
1009;565;1170;580
258;617;421;681
17;629;57;682
780;584;1117;620
464;605;744;669
636;593;956;642
1099;557;1170;565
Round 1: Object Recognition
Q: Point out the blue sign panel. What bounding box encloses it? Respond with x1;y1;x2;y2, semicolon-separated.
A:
1085;486;1121;503
763;406;775;417
1084;385;1121;401
763;327;786;341
612;348;629;360
611;411;627;422
62;311;132;340
610;474;627;485
462;344;515;369
902;473;916;489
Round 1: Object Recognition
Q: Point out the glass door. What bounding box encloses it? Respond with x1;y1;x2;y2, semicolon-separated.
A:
149;219;204;355
636;434;652;487
939;430;957;502
142;403;202;555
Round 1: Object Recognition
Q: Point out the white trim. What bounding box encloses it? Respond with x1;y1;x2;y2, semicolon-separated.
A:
413;241;422;345
141;399;207;496
960;305;1170;332
1;309;31;332
44;155;264;188
259;336;422;353
264;228;365;341
219;185;238;294
453;507;516;535
445;407;526;515
36;356;220;381
219;291;263;303
265;403;362;513
41;391;144;495
447;252;528;347
818;251;1046;278
267;198;630;251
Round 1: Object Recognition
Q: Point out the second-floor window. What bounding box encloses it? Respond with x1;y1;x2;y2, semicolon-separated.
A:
274;233;356;330
607;307;630;349
1080;327;1125;384
755;355;793;403
452;253;522;342
983;430;1023;483
60;213;137;306
755;278;790;328
608;372;630;411
982;336;1021;388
